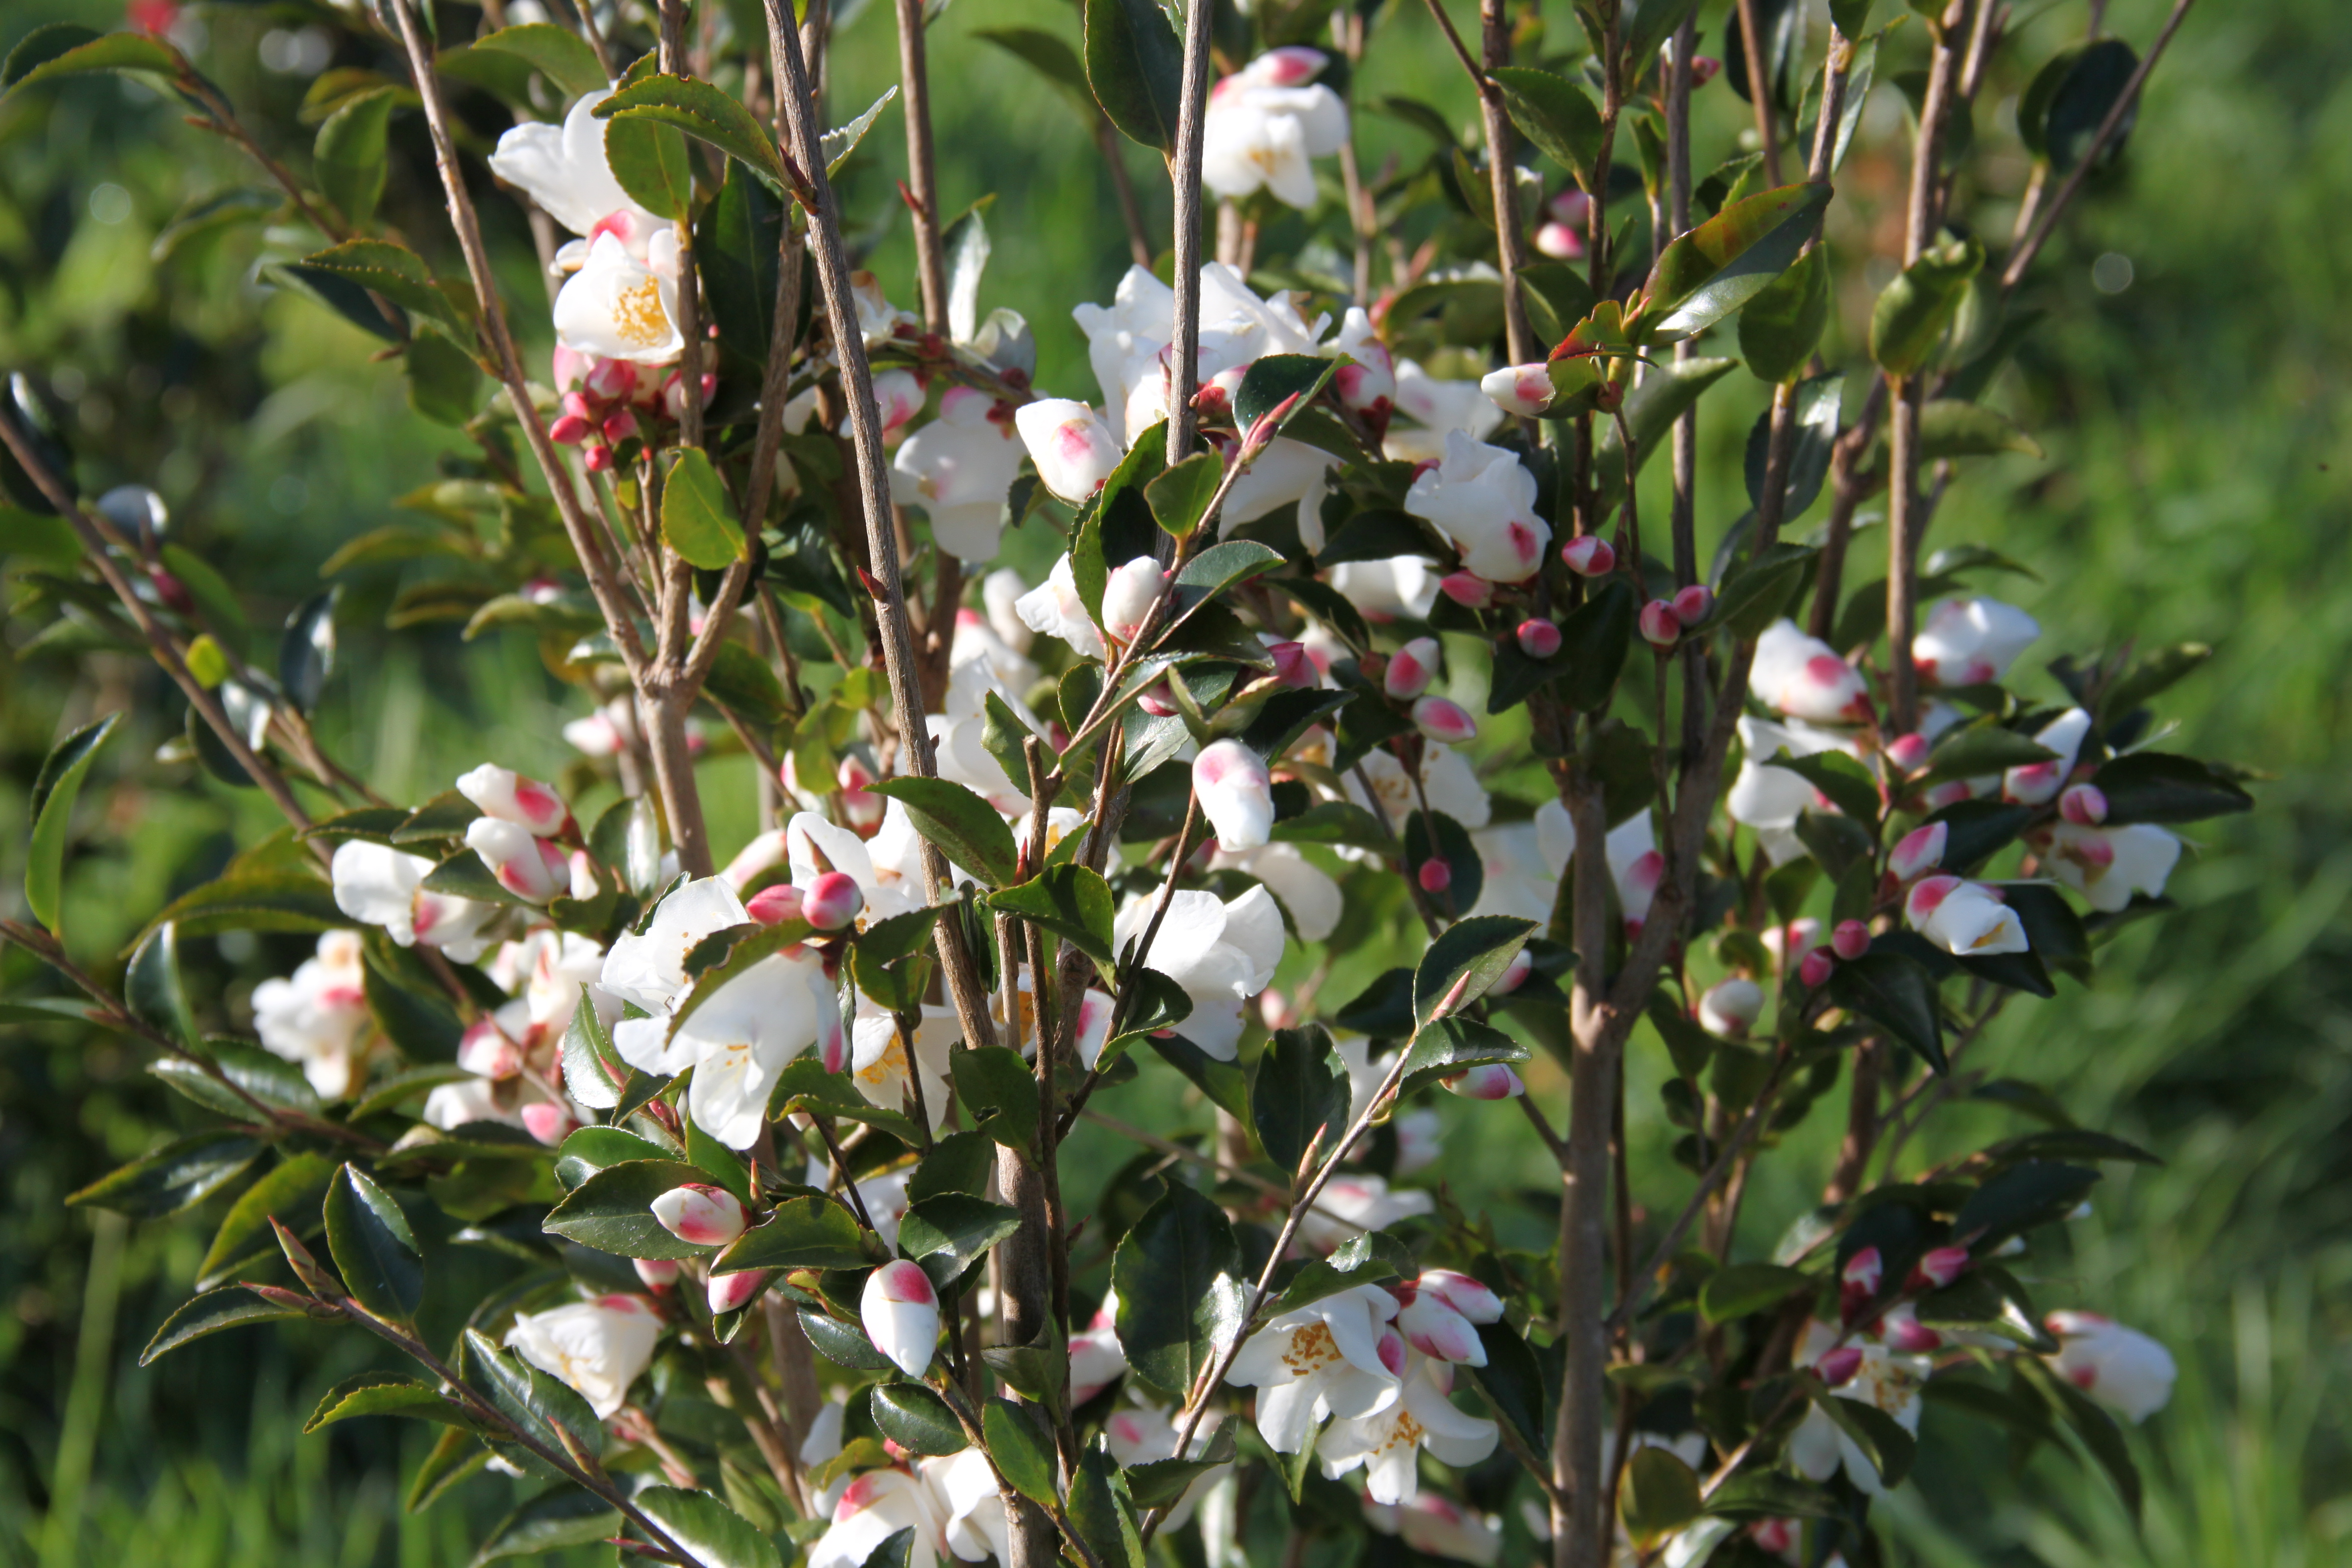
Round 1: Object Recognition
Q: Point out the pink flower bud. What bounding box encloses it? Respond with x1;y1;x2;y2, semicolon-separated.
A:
2059;784;2109;826
1885;732;1932;772
745;883;805;927
633;1257;680;1290
1258;988;1296;1030
1548;189;1592;228
1840;1245;1883;1324
521;1101;577;1144
862;1259;940;1377
1137;680;1178;717
1890;822;1949;882
1882;1307;1944;1353
1193;738;1275;852
1909;1245;1970;1291
1515;619;1562;659
1411;695;1478;745
1561;535;1615;576
1385;637;1441;699
586;356;638;401
1418;858;1453;893
1254;44;1328;86
1798;948;1836;987
1620;849;1664;931
1815;1346;1865;1386
1831;919;1871;961
456;764;571;836
601;409;639;445
1259;639;1313;689
1671;585;1714;625
465;818;568;904
1443;1063;1526;1100
1100;556;1167;642
1698;978;1764;1038
1488;948;1534;995
1478;363;1555;418
706;1268;770;1314
1692;55;1722;86
1437;571;1493;609
1639;600;1682;647
583;442;614;474
651;1183;750;1247
1534;221;1585;260
549;411;592;444
803;871;864;931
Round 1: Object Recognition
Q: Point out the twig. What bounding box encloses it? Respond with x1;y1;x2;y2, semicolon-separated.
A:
1165;0;1217;465
893;0;950;334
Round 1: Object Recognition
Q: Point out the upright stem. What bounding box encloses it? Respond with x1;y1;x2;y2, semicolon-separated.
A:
894;0;950;334
1094;120;1155;268
1478;0;1535;364
1666;21;1701;763
1732;0;1784;188
1166;0;1217;466
1553;776;1611;1568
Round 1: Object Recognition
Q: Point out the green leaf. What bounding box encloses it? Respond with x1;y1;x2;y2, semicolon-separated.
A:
896;1194;1022;1288
125;922;201;1052
277;589;339;717
1620;1446;1703;1538
1697;1262;1814;1323
2090;751;2254;826
1489;67;1604;189
908;1130;996;1203
298;238;467;330
821;86;898;178
1069;1447;1144;1568
1414;916;1538;1026
600;73;785;192
1268;800;1394;854
1914;723;2055;788
1556;579;1638;711
305;1372;471;1434
138;1286;308;1366
67;1131;263;1220
1466;1318;1551;1457
1952;1160;2100;1248
1233;354;1337;433
197;1151;338;1289
26;712;115;935
870;1383;968;1457
149;1043;322;1121
1870;237;1986;376
801;1306;897;1371
1623;0;1706;73
1644;182;1833;341
406;323;483;427
1811;1388;1916;1487
868;778;1019;887
2037;38;2140;174
1124;1424;1238;1507
464;1327;608;1477
1145;452;1223;539
1146;1034;1251;1122
469;21;608;98
985;865;1117;966
1594;357;1740;512
1826;951;1945;1072
1400;1015;1531;1095
558;1002;634;1114
1113;1180;1246;1398
662;448;746;570
471;1488;622;1565
314;86;396;229
554;1127;676;1192
0;25;183;102
1743;372;1844;524
951;1046;1040;1150
1252;1026;1348;1177
699;160;784;364
408;1428;492;1513
326;1163;425;1320
1918;399;2043;460
1828;0;1874;34
542;1159;718;1259
1084;0;1183;152
1739;244;1830;383
984;1398;1061;1506
1716;543;1820;640
603;104;695;221
2018;1356;2143;1518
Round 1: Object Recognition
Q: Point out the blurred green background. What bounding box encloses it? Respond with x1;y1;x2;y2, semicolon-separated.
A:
1;0;2347;1561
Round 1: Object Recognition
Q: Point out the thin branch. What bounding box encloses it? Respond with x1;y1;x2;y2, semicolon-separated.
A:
1165;0;1217;465
893;0;950;334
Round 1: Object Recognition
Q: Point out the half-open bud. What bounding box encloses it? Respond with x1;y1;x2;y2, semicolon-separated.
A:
803;871;864;932
1412;696;1478;745
1515;619;1562;659
746;883;805;927
1479;363;1554;418
862;1259;941;1378
1561;535;1615;577
633;1258;680;1290
1889;822;1949;882
1814;1345;1865;1387
1639;600;1682;647
1384;637;1441;699
1831;919;1872;960
1909;1245;1970;1292
465;818;569;904
1013;398;1122;502
651;1183;750;1248
1442;1063;1526;1100
707;1269;770;1315
1267;640;1316;689
456;763;570;836
2059;783;2109;826
1697;978;1764;1038
1488;948;1533;995
1839;1246;1883;1325
1437;571;1493;609
1884;731;1932;772
1100;557;1167;642
458;1017;524;1080
1193;739;1275;853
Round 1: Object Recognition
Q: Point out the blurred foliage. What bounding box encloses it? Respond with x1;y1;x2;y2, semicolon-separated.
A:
0;0;2347;1562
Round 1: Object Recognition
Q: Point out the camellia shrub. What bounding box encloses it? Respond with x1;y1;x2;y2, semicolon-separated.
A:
0;0;2240;1564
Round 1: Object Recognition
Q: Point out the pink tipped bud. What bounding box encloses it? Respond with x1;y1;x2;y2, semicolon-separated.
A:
1798;948;1836;988
549;412;592;444
803;871;864;931
1267;639;1316;688
1478;363;1555;419
1909;1245;1971;1292
1831;919;1871;961
464;817;568;904
1671;584;1714;625
746;883;805;927
1534;221;1586;260
1549;189;1592;228
633;1257;680;1290
861;1259;941;1377
1904;873;1962;928
1815;1346;1865;1387
601;409;639;445
1639;600;1682;647
520;1101;577;1145
1100;556;1168;642
1885;732;1932;772
1489;948;1533;995
1691;55;1722;86
1375;1327;1408;1377
1418;857;1453;893
1883;1308;1945;1353
1385;637;1441;699
1438;571;1494;609
1890;822;1950;882
1411;695;1478;745
2060;784;2109;826
706;1269;770;1315
650;1183;750;1248
1258;988;1297;1030
1840;1245;1884;1325
1515;619;1562;659
1561;535;1615;577
1137;680;1178;717
583;443;615;474
1443;1063;1526;1100
1194;738;1276;852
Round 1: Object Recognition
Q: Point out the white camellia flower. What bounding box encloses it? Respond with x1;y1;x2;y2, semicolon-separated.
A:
2005;707;2093;805
487;87;660;250
553;229;686;364
2044;1311;2177;1422
929;1448;1011;1564
504;1293;663;1420
1466;818;1554;924
849;996;959;1130
1317;1352;1499;1504
952;604;1037;691
1073;265;1174;447
809;1467;950;1568
863;1259;942;1377
1212;842;1342;943
1751;620;1872;723
1363;1492;1502;1567
1193;738;1274;852
600;876;753;1026
930;653;1043;814
1727;714;1867;865
1202;47;1349;209
250;931;373;1098
1104;1402;1229;1528
1225;1283;1404;1453
1912;597;2041;687
1299;1174;1436;1250
1015;553;1107;660
490;928;609;1037
1785;1322;1930;1494
1326;556;1441;621
1346;746;1492;837
1111;885;1285;1060
788;810;931;929
892;386;1026;561
1384;357;1504;463
1222;438;1333;546
982;567;1033;653
1529;806;1666;928
1069;1296;1129;1405
1697;978;1765;1038
330;840;499;962
2049;821;2182;911
1395;1271;1503;1367
1013;398;1122;503
465;816;568;904
1404;431;1550;584
797;1395;855;1517
1328;306;1396;420
1904;875;2030;956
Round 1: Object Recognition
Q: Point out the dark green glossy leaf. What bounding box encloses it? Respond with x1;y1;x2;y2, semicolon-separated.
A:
802;1306;896;1370
67;1131;263;1220
1620;1446;1702;1538
1559;579;1637;711
325;1163;424;1319
897;1194;1021;1287
1400;1015;1530;1095
2090;751;2254;826
1870;237;1985;377
1113;1180;1245;1399
1253;1025;1347;1176
470;22;606;97
139;1286;308;1366
542;1159;717;1260
1645;182;1833;340
1414;916;1538;1027
1951;1160;2099;1248
197;1151;338;1289
314;86;395;229
983;1397;1060;1506
1697;1262;1814;1323
985;865;1117;965
25;711;115;935
472;1487;622;1564
869;778;1019;887
305;1371;471;1434
1490;66;1604;187
1739;245;1830;383
1084;0;1183;151
125;922;200;1051
1146;452;1224;539
1825;950;1945;1072
870;1383;967;1457
951;1045;1039;1150
598;73;786;190
1811;1389;1915;1487
1716;542;1820;640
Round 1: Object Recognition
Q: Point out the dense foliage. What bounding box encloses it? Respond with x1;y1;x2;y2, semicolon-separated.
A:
0;0;2284;1564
